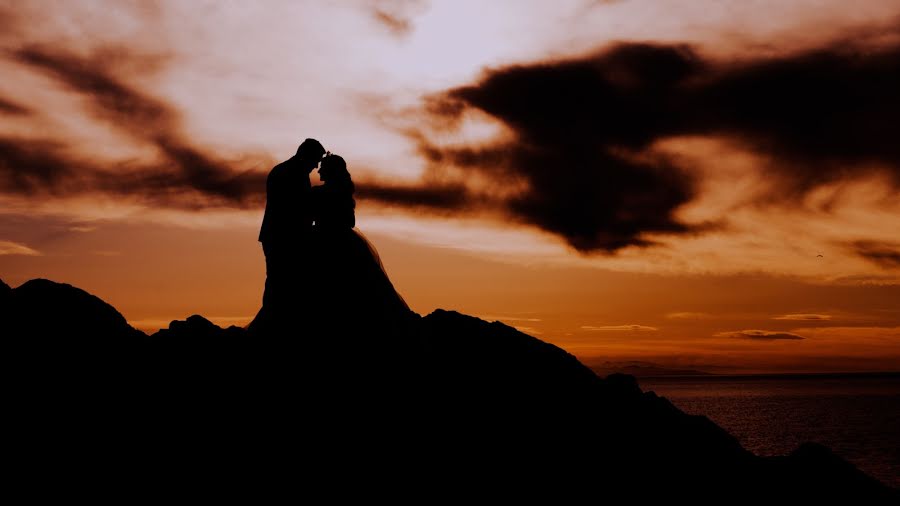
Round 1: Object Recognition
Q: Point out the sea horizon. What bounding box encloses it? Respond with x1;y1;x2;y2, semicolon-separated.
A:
633;370;900;379
639;371;900;487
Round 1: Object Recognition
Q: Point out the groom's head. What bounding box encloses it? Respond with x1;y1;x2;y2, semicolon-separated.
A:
295;138;326;172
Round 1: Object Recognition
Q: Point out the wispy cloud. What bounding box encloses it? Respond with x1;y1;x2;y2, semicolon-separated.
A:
480;315;543;322
0;96;30;115
0;240;40;256
510;325;542;335
68;225;96;233
773;313;832;321
367;0;427;37
666;312;711;319
1;45;269;209
850;240;900;269
582;324;658;331
715;329;805;340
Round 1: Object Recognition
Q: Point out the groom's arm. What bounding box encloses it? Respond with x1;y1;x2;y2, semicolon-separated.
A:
301;173;314;230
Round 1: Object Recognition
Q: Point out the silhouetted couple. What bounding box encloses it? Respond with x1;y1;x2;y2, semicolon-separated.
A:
248;138;410;338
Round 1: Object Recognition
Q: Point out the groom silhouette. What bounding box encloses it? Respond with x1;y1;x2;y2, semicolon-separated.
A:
257;138;327;322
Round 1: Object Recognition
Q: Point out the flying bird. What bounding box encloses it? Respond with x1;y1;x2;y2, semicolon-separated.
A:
817;254;824;258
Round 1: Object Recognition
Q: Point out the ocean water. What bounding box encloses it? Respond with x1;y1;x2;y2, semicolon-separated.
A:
638;373;900;488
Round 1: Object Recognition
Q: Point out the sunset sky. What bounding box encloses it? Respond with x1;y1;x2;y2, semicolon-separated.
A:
2;0;899;373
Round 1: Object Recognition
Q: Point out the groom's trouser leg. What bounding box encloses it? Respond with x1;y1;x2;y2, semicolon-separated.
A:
262;240;282;310
262;240;303;314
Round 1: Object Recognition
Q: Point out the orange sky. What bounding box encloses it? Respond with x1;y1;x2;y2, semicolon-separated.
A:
2;0;900;373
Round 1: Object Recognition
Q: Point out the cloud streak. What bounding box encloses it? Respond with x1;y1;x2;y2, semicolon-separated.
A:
0;240;40;256
0;96;30;115
355;180;474;211
0;135;267;210
715;330;805;340
666;312;712;320
582;324;658;331
365;0;427;37
1;46;268;209
851;240;900;269
773;314;832;321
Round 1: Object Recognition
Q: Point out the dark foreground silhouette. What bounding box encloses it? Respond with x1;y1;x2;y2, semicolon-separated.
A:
2;276;896;502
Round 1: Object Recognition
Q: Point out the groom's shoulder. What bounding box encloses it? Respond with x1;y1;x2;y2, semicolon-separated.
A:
268;159;292;178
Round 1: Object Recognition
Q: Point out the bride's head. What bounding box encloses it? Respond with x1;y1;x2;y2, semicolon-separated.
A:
319;154;353;189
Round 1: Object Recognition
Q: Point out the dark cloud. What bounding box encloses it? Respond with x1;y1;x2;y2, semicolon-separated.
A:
389;31;900;252
403;43;709;252
355;181;474;211
851;241;900;269
12;46;176;131
0;139;91;200
0;136;267;209
2;46;267;208
715;330;805;340
693;44;900;185
0;96;30;115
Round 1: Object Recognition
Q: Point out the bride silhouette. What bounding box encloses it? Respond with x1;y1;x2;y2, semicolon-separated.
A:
310;154;411;332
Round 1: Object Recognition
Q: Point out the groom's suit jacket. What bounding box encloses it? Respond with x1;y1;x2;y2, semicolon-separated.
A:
258;156;312;245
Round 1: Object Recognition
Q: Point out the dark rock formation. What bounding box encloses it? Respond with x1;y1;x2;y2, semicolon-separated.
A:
1;277;896;502
0;278;10;308
2;278;145;345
